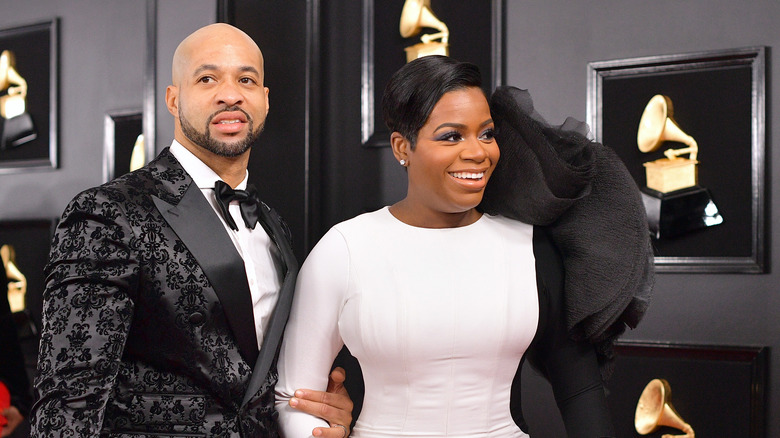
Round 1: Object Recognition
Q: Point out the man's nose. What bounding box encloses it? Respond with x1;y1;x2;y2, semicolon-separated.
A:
216;81;244;106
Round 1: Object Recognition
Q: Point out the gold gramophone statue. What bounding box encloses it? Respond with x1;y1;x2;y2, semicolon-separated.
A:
635;379;694;438
0;49;37;150
637;94;722;239
130;133;146;173
400;0;449;62
638;95;699;193
2;244;26;313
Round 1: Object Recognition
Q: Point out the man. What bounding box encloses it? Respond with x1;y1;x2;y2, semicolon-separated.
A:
30;23;352;437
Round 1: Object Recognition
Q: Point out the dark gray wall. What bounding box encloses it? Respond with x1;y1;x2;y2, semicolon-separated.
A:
506;1;780;436
1;0;779;436
0;0;217;221
0;0;146;218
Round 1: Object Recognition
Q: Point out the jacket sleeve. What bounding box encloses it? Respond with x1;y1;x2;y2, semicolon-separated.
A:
529;228;615;438
30;187;137;438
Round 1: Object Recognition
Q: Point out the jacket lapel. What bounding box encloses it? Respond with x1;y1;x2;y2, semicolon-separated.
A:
241;203;299;407
150;149;260;366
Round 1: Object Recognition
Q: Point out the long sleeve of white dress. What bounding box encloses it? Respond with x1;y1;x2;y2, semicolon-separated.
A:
275;228;349;437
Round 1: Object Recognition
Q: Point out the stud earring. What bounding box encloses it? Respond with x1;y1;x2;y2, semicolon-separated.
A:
399;159;406;166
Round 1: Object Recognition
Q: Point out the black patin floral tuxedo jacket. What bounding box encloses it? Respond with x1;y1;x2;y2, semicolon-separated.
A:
30;148;298;437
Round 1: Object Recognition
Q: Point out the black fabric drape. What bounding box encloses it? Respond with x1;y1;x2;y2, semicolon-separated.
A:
480;86;655;378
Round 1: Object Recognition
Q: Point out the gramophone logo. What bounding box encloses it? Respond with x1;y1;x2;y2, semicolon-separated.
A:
0;49;37;150
637;94;722;239
635;379;694;438
400;0;449;62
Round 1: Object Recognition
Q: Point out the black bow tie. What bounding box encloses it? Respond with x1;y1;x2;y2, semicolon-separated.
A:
214;180;261;231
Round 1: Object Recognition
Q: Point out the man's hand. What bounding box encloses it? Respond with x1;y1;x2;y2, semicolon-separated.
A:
1;406;23;437
289;367;353;437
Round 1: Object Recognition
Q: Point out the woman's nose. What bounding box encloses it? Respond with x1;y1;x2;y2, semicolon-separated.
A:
461;137;489;162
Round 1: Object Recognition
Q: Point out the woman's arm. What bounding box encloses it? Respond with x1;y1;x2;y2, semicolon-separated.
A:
531;227;615;437
543;328;615;437
275;229;351;437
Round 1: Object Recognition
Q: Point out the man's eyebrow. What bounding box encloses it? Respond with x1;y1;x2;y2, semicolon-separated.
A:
193;64;218;76
192;64;260;76
238;66;260;75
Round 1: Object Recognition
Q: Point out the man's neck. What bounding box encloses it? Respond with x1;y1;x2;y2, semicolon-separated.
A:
178;139;250;188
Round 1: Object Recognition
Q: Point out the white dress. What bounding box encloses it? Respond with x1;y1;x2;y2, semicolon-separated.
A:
275;207;539;437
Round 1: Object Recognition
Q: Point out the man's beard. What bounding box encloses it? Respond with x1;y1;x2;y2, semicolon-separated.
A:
179;105;264;157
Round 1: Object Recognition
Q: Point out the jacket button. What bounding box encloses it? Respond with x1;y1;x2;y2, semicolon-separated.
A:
189;312;205;325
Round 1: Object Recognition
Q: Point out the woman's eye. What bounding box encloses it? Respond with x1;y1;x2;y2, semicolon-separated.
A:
480;128;495;141
438;131;463;142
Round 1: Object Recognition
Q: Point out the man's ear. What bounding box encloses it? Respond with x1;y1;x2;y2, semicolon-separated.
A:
165;85;179;117
264;86;270;117
390;132;409;164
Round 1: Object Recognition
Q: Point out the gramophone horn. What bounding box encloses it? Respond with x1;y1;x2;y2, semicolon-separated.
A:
400;0;448;39
637;94;697;160
635;379;694;437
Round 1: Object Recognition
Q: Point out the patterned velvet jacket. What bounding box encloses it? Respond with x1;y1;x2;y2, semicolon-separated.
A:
30;148;299;437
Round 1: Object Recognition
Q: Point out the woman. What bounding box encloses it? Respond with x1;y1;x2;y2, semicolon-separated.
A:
275;56;651;437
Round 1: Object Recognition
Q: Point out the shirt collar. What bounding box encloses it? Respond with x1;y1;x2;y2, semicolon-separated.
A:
169;140;249;190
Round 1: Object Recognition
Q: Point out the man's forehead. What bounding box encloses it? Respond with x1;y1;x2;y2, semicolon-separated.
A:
172;25;263;84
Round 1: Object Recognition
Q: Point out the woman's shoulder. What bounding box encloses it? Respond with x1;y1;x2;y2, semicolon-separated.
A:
481;213;535;242
314;207;394;249
331;206;391;233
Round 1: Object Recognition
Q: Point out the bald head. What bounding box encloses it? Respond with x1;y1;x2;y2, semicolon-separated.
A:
171;23;264;86
165;22;270;180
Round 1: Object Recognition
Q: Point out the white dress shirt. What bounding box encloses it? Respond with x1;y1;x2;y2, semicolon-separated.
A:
170;140;283;349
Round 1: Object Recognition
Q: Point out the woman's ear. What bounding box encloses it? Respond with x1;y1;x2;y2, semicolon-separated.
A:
390;132;409;164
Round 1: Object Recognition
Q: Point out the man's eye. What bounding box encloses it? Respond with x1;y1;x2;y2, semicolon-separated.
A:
239;77;257;84
198;76;214;84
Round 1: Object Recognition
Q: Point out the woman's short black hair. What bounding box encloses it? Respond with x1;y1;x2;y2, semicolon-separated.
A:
381;55;483;148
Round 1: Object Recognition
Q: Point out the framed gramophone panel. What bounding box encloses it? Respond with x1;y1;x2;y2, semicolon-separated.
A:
0;218;57;375
607;341;767;438
103;110;143;183
0;19;58;172
587;47;766;273
0;218;56;324
361;0;505;147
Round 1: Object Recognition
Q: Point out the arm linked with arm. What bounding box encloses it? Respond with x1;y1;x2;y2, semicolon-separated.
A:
275;229;350;437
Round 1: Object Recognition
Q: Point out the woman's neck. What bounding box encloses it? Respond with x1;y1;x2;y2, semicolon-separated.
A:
388;201;482;229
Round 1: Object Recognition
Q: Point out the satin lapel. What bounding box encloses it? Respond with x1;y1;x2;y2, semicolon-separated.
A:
153;183;259;366
241;203;299;407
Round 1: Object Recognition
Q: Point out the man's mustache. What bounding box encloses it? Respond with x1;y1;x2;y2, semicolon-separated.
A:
207;105;252;124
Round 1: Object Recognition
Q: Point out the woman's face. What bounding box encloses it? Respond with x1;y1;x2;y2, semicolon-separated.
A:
402;86;499;220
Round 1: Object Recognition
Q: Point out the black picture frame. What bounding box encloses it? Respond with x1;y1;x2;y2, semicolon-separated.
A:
607;341;767;438
0;218;57;384
587;47;766;273
0;218;56;327
103;110;143;182
0;19;58;172
361;0;505;147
